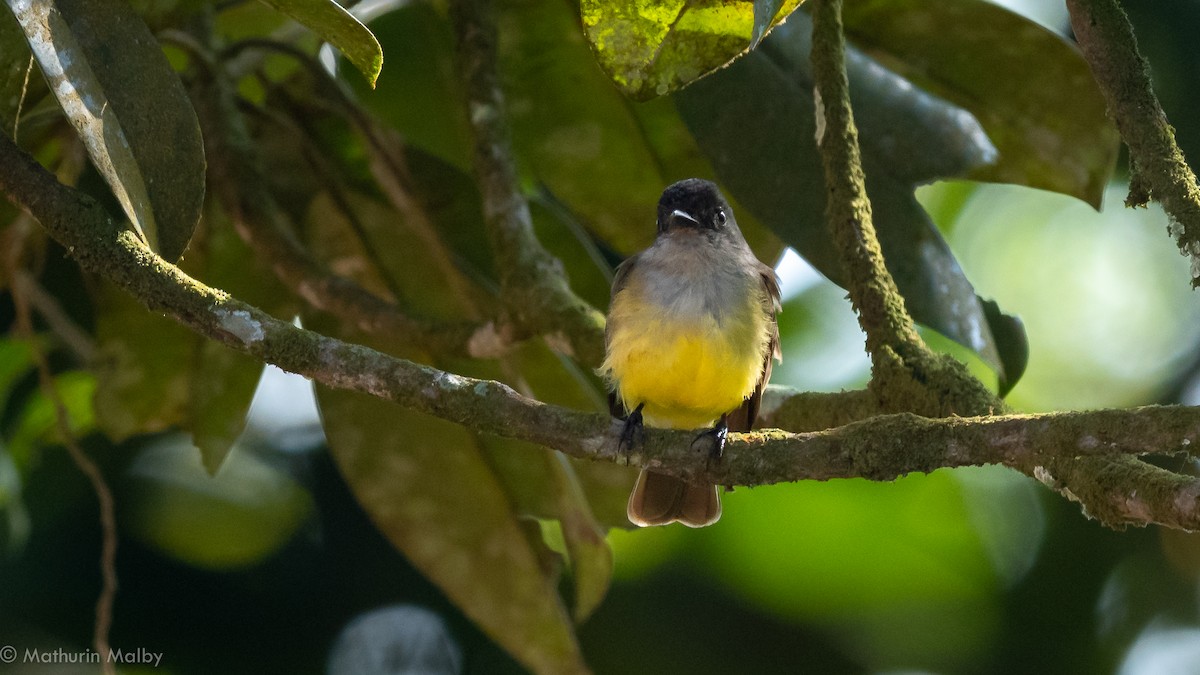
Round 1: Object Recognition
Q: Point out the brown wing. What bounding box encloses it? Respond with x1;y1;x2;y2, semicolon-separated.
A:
726;262;782;433
605;254;641;419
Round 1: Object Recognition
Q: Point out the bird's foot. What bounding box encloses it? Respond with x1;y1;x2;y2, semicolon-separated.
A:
618;402;645;457
690;416;728;469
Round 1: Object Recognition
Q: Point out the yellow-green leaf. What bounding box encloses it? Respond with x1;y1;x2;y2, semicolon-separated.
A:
842;0;1118;208
7;0;206;262
581;0;805;100
258;0;383;86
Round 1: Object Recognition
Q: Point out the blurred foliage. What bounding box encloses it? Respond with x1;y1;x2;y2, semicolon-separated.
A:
0;0;1199;673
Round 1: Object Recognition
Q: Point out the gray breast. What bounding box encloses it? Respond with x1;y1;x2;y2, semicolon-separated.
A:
636;234;759;324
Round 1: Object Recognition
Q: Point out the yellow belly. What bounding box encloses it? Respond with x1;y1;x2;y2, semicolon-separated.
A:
602;292;767;430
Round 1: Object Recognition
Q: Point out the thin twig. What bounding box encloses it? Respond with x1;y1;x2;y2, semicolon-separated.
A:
238;93;408;303
12;269;98;362
7;233;116;675
449;0;607;365
228;39;484;314
12;54;34;141
190;51;488;355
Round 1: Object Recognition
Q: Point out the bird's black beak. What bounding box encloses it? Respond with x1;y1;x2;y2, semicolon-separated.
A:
666;209;700;231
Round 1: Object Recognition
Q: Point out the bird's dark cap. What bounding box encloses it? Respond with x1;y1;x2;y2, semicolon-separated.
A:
656;179;733;234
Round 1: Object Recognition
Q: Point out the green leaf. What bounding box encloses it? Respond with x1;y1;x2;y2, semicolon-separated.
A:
549;454;613;623
0;339;35;415
317;380;588;675
7;0;206;262
676;15;1025;385
580;0;805;100
980;298;1027;397
186;209;283;473
258;0;383;86
842;0;1118;208
8;371;96;467
189;341;263;474
93;292;193;439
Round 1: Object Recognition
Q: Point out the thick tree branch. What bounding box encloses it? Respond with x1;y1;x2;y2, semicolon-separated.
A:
801;0;1200;531
1067;0;1200;285
449;0;607;365
5;131;1200;529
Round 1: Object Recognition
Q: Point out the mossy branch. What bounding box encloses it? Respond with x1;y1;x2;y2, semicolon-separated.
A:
5;131;1200;530
1067;0;1200;285
808;0;926;366
449;0;607;365
807;0;997;417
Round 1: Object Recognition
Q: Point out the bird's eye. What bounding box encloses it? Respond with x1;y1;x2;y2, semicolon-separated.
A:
715;209;727;225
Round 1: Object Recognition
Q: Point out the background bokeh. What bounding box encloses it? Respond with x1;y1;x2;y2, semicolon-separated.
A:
4;1;1200;674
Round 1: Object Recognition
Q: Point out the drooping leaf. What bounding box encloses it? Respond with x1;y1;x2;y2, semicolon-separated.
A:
550;453;613;623
188;340;263;474
502;340;618;619
93;291;194;439
186;207;286;473
676;15;1024;385
980;298;1027;397
842;0;1118;208
580;0;805;100
7;0;206;262
315;358;588;675
258;0;383;86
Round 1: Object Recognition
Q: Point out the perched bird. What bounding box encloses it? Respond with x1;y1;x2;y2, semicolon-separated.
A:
601;179;780;527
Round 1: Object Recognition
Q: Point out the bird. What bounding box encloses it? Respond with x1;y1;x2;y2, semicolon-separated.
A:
601;178;780;527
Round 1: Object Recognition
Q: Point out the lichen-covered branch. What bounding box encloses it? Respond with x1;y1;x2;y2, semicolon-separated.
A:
449;0;607;366
808;0;926;364
7;107;1200;530
1029;455;1200;531
1067;0;1200;284
807;0;996;417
